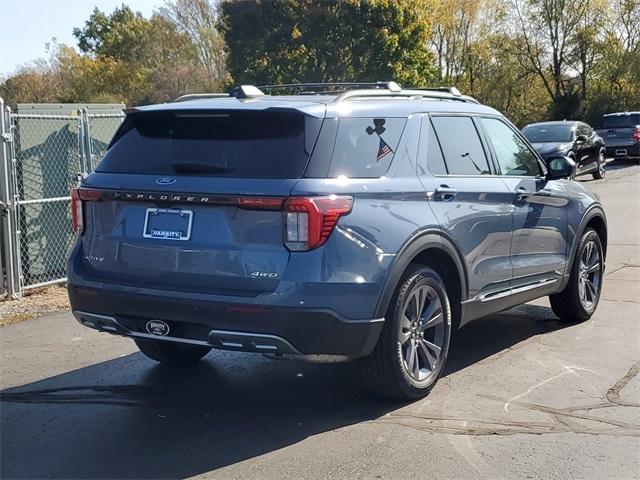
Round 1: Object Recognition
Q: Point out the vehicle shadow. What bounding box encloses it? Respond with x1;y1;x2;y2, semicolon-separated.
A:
1;304;570;479
603;157;639;172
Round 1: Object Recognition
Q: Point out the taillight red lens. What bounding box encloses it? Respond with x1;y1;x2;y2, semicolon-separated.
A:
71;187;83;234
284;195;353;251
633;127;640;143
237;196;284;210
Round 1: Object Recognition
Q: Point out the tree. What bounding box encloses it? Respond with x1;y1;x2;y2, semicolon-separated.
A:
429;0;485;84
72;6;212;104
511;0;593;118
161;0;229;88
612;0;640;52
219;0;436;86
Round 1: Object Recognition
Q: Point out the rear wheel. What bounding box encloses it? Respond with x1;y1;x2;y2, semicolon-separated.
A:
360;265;452;400
592;149;606;180
135;338;211;366
550;228;604;322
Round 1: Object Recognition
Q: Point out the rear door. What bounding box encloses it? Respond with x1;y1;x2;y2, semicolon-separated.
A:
417;114;513;300
478;116;568;287
78;109;322;296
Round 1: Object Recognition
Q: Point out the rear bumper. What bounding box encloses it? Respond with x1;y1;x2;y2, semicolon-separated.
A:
605;144;640;158
67;283;384;357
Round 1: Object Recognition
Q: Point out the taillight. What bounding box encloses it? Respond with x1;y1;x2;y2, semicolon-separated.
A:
71;187;104;234
70;187;83;234
284;195;353;251
633;127;640;143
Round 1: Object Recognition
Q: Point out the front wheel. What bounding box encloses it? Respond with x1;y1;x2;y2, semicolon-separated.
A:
549;228;604;322
567;153;577;180
135;338;211;366
592;150;606;180
360;265;452;400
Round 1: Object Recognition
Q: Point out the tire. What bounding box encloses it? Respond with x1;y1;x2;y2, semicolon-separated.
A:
135;338;211;366
567;153;577;180
549;228;604;322
360;265;452;400
592;149;606;180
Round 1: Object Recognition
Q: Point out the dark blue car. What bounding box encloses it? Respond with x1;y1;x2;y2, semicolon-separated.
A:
68;83;607;399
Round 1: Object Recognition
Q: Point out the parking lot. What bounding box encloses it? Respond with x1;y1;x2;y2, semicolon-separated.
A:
1;160;639;480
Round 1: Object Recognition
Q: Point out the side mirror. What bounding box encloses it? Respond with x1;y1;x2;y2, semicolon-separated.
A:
575;134;587;143
546;156;576;180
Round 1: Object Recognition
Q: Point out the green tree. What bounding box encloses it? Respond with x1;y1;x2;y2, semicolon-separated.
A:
161;0;229;88
72;6;211;104
219;0;436;86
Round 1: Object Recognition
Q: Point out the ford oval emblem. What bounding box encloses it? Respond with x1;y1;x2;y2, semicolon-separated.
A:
156;177;176;185
146;320;170;336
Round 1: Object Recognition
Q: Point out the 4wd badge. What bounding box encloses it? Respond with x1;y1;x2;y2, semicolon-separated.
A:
146;320;170;336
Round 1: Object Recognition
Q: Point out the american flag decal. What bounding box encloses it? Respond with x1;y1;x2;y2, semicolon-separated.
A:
377;137;393;161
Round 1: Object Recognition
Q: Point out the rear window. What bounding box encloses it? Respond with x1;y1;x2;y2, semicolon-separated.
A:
602;114;640;129
97;110;320;178
328;118;406;178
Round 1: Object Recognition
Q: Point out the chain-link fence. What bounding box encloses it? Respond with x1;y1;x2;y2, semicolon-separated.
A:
0;102;124;297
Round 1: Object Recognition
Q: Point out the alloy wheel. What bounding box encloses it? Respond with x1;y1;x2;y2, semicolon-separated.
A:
398;284;445;382
578;240;602;310
598;152;606;178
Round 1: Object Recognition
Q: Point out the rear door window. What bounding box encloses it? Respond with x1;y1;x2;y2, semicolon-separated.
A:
97;110;320;178
418;117;447;175
431;116;491;175
328;118;406;178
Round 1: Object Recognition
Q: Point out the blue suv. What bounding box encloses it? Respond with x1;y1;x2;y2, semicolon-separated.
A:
68;82;607;399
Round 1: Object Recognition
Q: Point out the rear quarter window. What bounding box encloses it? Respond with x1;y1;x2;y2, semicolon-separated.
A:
328;118;406;178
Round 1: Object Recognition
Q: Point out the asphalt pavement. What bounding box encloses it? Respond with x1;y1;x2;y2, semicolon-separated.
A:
1;160;639;480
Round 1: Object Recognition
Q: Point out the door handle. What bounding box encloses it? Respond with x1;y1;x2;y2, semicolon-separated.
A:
516;186;531;201
434;185;457;201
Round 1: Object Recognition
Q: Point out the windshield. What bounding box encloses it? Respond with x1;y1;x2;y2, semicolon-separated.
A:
602;114;640;129
97;110;319;178
522;124;575;143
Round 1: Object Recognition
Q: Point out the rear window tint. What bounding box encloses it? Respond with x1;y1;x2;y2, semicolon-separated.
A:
602;114;640;128
328;118;406;178
418;118;447;175
431;116;491;175
97;110;319;178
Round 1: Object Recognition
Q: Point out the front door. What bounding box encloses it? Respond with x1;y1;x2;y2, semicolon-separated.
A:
477;117;568;287
575;123;597;174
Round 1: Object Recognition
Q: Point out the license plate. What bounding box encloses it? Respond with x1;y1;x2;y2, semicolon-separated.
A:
616;149;627;156
143;208;193;241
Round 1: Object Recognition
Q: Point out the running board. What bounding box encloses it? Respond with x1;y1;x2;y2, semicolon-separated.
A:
477;278;559;303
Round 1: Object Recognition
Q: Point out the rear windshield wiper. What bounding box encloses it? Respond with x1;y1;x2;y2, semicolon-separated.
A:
170;162;233;174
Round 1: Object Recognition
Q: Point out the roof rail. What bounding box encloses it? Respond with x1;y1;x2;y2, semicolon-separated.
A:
257;81;402;93
174;93;229;102
333;88;479;104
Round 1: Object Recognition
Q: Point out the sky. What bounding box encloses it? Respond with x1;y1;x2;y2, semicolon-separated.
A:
0;0;165;76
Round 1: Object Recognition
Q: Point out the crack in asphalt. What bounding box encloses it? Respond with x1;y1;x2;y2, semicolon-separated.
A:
606;361;640;408
1;361;638;439
373;361;640;437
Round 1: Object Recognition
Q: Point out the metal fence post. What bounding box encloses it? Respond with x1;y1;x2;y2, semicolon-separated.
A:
82;108;93;172
0;98;21;298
